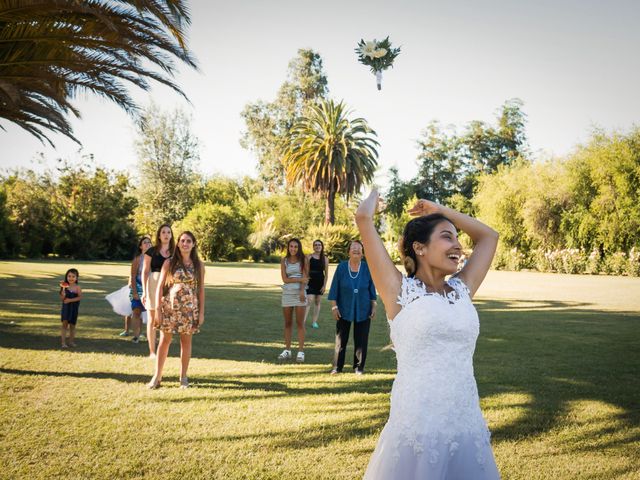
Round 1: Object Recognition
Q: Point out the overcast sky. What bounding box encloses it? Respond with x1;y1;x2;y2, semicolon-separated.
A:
2;0;639;186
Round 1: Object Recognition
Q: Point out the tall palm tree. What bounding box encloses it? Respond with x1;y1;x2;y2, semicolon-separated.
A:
282;99;379;225
0;0;197;145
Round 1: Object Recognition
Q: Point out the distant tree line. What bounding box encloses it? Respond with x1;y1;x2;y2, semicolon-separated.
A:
382;112;640;276
1;47;638;275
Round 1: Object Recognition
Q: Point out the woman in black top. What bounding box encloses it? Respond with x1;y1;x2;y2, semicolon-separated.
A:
141;224;174;358
304;239;329;329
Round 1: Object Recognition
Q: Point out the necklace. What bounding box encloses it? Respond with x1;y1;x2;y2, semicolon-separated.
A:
348;261;361;294
348;261;361;279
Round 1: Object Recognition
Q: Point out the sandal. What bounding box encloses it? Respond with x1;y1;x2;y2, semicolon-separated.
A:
146;378;161;389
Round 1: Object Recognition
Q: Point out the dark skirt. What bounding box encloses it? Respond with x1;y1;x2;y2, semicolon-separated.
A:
61;300;79;325
307;256;325;295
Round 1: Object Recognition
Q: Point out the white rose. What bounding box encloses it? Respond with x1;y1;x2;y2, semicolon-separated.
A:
362;41;377;59
373;48;387;58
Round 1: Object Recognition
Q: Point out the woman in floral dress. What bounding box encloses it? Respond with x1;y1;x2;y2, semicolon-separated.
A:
147;231;205;389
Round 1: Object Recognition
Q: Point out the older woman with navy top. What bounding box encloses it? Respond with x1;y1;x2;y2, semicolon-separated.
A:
328;240;377;374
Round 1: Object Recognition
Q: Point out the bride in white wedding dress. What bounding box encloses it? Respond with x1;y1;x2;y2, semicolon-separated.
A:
355;191;501;480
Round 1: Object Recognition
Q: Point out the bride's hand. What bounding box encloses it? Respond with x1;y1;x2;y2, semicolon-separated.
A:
356;190;380;222
408;199;441;217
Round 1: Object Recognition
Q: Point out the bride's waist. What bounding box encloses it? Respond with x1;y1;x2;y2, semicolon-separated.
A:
395;358;474;374
393;368;476;388
390;374;481;412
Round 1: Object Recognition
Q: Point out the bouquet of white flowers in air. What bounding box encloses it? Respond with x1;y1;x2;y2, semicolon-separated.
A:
355;37;401;90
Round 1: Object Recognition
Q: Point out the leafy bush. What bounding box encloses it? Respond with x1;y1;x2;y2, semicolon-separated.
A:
249;248;264;262
264;254;281;263
602;252;627;276
54;167;138;259
585;249;601;275
383;239;401;264
627;247;640;276
227;246;249;262
3;165;139;259
494;247;529;271
559;249;589;274
0;187;18;258
530;248;588;274
248;213;281;255
178;203;249;261
246;188;355;241
515;248;639;276
305;224;358;262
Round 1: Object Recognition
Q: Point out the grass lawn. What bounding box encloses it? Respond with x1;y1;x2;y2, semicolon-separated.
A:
0;260;639;479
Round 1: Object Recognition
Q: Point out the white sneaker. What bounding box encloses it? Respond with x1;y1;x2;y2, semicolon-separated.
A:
296;351;305;363
277;349;292;361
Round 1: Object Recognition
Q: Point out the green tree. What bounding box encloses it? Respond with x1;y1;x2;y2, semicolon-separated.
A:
460;99;528;196
384;166;414;217
414;122;466;203
199;175;262;209
474;127;640;266
246;187;355;256
241;49;328;190
0;0;197;145
53;163;137;259
563;128;640;253
3;170;55;257
411;98;529;201
0;184;18;257
178;203;249;261
134;103;201;232
474;159;567;255
282;99;379;225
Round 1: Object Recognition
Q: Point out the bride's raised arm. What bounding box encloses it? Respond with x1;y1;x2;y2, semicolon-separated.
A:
408;199;498;297
355;190;402;319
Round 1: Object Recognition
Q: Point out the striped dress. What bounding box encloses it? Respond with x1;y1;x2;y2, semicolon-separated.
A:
281;259;307;307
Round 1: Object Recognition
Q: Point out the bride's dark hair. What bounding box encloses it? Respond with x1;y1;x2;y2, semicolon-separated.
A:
400;214;452;277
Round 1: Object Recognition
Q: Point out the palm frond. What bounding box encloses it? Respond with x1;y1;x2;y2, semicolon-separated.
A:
282;99;379;223
0;0;197;145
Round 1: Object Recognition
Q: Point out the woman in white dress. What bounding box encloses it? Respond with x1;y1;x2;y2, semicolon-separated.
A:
277;238;308;363
355;190;501;480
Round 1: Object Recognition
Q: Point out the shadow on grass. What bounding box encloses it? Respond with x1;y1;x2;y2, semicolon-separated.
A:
171;409;389;449
0;367;149;383
1;267;640;456
473;298;640;454
0;365;394;401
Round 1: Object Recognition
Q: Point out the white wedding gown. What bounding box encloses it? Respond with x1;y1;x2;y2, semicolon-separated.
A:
364;276;500;479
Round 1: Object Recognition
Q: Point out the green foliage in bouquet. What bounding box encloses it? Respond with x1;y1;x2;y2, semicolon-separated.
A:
355;37;401;73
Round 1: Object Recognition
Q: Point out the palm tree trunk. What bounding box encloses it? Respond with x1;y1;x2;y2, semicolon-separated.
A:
325;187;336;225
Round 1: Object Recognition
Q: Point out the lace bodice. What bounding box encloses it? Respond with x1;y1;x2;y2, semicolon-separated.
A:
385;275;491;465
